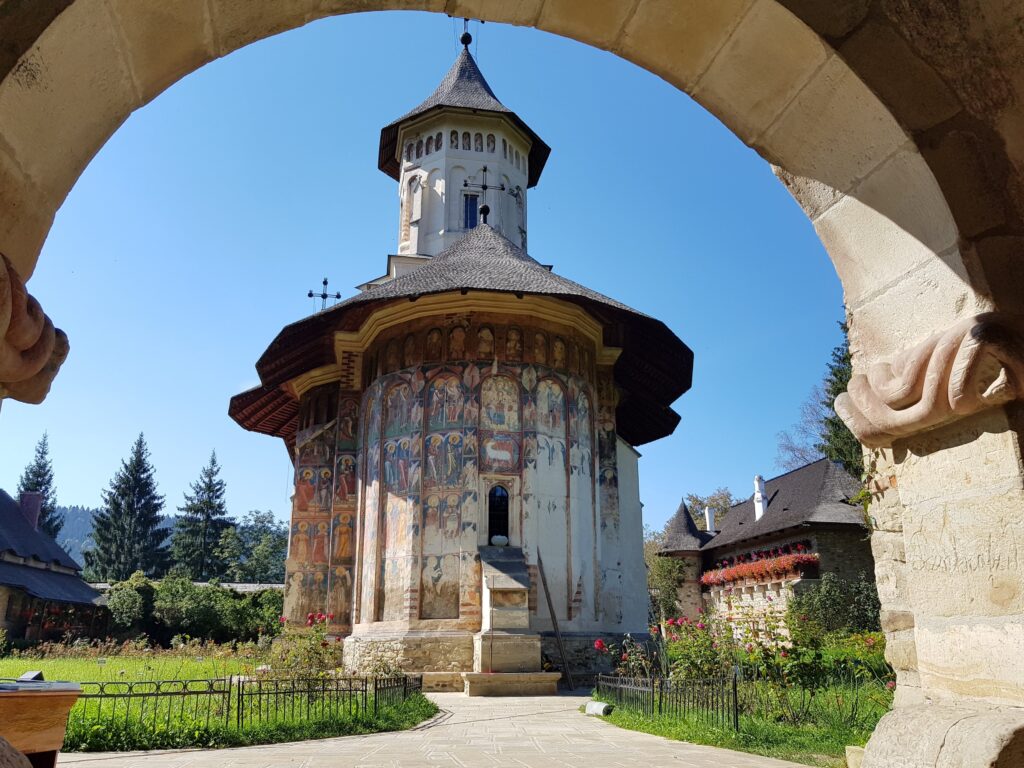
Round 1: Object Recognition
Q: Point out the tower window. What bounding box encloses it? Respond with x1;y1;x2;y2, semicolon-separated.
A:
487;485;510;543
487;134;495;153
463;194;479;230
462;132;471;150
502;138;507;159
416;139;423;158
450;130;458;149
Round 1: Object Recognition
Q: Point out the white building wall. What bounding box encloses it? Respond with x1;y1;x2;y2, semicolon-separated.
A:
616;437;649;633
396;114;531;255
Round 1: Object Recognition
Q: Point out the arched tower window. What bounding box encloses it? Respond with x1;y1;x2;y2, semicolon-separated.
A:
426;135;434;154
462;132;471;150
488;485;510;543
474;133;483;152
416;139;424;159
502;138;507;159
405;143;413;162
487;134;495;153
450;130;459;149
435;132;443;151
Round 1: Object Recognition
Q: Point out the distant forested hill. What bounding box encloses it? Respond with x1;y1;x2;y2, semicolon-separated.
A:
56;506;175;569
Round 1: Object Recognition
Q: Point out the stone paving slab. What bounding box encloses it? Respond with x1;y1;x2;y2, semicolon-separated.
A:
58;692;803;768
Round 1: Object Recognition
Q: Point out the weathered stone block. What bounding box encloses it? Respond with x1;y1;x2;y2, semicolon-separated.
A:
694;0;828;141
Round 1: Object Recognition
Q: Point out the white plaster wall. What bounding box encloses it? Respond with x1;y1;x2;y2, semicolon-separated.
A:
397;114;530;255
616;437;649;633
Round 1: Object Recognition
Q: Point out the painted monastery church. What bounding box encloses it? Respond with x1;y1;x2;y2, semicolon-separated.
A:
229;36;693;691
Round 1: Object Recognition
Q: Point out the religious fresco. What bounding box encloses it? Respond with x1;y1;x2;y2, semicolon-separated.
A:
569;390;593;477
284;567;328;622
427;374;464;430
330;512;354;561
481;375;520;431
421;553;461;619
339;323;613;634
424;432;462;488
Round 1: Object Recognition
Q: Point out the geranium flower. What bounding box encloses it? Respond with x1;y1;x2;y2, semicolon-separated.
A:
621;653;628;661
886;681;896;690
696;622;706;630
594;638;607;652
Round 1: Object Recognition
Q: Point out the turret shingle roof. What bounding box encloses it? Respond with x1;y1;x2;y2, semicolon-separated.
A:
378;48;551;188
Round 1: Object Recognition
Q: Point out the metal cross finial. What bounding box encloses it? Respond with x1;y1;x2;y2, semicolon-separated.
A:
463;166;505;195
307;277;341;312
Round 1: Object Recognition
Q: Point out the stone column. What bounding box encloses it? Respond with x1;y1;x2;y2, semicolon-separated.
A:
837;315;1024;766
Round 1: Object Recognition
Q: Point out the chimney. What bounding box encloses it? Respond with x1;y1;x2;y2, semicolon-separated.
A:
704;505;715;534
19;491;43;531
753;475;767;521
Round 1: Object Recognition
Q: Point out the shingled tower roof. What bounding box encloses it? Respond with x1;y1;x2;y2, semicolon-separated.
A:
661;499;714;553
229;225;693;447
378;47;551;188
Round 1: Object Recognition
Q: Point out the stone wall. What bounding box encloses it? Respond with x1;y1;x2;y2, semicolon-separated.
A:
342;631;474;675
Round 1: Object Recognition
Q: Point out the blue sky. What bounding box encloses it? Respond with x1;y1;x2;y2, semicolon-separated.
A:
0;12;843;532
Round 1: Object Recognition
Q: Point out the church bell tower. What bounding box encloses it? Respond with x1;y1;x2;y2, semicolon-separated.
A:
376;32;550;261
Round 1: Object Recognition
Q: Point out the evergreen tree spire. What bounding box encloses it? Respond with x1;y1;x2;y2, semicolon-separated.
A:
17;432;62;538
171;451;231;581
816;324;862;477
84;433;168;581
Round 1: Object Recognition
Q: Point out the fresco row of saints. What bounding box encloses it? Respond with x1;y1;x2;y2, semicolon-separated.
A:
376;323;595;377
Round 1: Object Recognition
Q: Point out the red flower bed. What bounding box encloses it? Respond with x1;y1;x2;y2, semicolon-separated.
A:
700;553;819;587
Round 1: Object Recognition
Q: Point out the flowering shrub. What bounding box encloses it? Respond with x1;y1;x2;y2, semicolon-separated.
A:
270;614;343;675
700;553;819;587
593;634;658;678
664;613;734;680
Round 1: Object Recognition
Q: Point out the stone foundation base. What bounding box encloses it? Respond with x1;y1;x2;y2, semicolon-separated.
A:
864;704;1024;767
342;630;474;675
540;632;637;679
461;672;562;696
473;632;541;672
421;672;464;692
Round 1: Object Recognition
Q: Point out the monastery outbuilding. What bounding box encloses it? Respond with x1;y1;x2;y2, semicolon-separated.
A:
661;459;872;629
229;37;692;692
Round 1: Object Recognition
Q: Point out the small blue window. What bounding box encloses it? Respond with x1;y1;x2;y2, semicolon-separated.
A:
464;194;479;229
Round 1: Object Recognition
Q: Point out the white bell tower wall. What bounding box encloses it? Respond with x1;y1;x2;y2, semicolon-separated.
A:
397;113;530;256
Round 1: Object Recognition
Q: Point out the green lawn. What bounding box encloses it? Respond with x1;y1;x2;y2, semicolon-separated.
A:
0;655;250;682
601;708;866;768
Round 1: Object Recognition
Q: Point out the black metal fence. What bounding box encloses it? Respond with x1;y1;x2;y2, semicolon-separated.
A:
595;673;739;730
67;675;422;735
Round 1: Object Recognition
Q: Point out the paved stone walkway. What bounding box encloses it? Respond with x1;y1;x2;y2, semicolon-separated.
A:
59;692;802;767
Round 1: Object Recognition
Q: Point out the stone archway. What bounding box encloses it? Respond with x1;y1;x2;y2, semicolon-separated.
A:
2;3;1023;765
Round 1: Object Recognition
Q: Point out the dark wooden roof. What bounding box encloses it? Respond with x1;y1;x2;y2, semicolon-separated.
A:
230;226;693;447
0;489;80;570
378;47;550;188
699;460;864;552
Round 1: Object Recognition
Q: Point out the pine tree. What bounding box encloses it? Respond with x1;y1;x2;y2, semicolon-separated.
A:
171;451;231;581
776;321;863;477
84;434;168;581
17;433;63;538
816;325;862;477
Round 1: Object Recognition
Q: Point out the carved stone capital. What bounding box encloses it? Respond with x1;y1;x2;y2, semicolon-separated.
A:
0;254;68;404
836;313;1024;447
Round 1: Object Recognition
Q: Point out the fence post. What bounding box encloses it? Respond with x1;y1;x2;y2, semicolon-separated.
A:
403;676;408;700
732;670;739;731
657;678;662;716
373;678;379;717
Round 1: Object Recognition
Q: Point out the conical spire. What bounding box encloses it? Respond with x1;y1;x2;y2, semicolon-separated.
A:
377;47;550;187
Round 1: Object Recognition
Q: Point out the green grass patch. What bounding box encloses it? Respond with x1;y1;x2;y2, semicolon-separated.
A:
0;656;249;682
599;707;869;768
63;693;438;752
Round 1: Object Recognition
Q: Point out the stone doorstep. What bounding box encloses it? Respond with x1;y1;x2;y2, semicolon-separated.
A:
461;671;562;697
